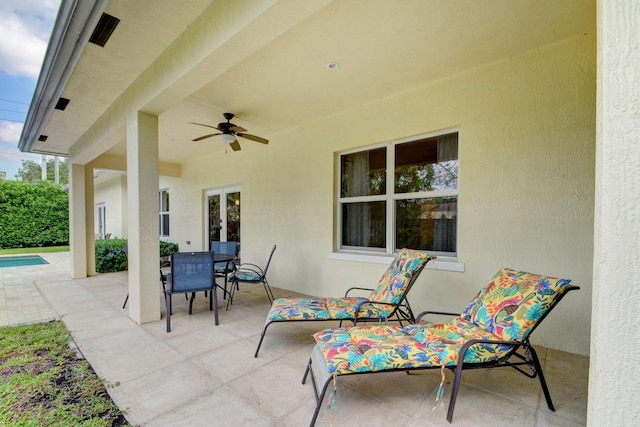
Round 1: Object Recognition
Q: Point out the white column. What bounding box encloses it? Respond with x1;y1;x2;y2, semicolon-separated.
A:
41;155;47;181
589;0;640;425
54;156;60;184
85;166;96;276
126;111;161;324
69;163;87;278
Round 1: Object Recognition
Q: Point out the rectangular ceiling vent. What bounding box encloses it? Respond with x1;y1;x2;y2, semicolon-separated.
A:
55;97;70;110
38;135;48;142
89;13;120;47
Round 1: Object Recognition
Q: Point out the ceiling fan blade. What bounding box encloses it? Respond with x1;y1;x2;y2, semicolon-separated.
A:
229;125;247;133
229;140;242;151
193;133;221;141
189;122;221;131
236;133;268;144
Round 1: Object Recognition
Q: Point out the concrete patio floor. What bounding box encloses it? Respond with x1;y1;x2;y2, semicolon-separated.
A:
1;251;588;426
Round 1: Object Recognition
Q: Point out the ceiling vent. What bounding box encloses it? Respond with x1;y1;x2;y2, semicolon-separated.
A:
55;97;70;111
89;13;120;47
38;135;48;142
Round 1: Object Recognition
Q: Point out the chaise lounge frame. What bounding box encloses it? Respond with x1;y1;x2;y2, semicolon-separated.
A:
254;249;435;357
302;267;580;425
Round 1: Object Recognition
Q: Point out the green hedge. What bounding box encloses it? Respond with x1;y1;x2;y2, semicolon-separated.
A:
95;238;128;273
95;239;179;273
0;181;69;249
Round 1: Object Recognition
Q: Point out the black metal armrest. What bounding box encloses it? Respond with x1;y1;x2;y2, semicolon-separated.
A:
235;263;265;276
415;310;459;323
344;286;374;297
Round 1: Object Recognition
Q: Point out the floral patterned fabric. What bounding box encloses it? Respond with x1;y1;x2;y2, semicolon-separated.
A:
266;249;432;322
313;267;572;375
314;325;440;374
460;267;572;342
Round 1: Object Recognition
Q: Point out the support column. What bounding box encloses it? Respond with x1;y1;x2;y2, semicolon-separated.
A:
126;111;161;324
85;165;96;276
589;0;640;425
69;162;87;279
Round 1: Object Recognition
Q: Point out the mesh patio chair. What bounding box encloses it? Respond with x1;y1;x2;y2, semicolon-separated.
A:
303;267;580;425
163;251;216;332
227;244;276;309
210;241;238;298
254;248;435;357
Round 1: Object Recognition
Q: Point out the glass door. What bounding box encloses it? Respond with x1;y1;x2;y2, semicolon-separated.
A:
205;186;241;250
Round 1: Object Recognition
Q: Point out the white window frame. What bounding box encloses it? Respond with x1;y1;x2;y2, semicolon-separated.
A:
96;203;106;239
332;129;464;272
159;189;170;238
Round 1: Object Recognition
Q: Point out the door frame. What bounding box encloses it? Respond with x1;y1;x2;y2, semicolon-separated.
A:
203;185;241;250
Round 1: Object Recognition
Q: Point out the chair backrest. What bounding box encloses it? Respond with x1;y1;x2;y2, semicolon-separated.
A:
367;249;434;304
170;252;215;293
461;267;575;342
210;241;238;256
261;245;277;277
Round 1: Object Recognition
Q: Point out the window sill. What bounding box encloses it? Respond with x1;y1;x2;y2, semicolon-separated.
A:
328;251;464;272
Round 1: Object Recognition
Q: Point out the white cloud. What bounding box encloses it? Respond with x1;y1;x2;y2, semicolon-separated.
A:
0;120;24;145
0;0;61;79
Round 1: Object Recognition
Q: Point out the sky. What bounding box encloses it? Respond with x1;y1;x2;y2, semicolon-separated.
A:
0;0;61;179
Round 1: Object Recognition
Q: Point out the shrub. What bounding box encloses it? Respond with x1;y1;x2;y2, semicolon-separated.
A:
95;238;128;273
95;239;179;273
160;241;179;257
0;181;69;249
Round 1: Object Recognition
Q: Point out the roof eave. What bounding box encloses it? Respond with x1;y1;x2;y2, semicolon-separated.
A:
18;0;108;155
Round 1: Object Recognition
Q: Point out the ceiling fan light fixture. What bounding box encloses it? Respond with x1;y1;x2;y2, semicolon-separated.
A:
220;133;236;144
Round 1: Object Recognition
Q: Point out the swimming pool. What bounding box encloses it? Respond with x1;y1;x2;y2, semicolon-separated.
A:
0;255;49;268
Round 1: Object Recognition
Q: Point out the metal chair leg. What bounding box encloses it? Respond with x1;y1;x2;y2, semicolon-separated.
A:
254;321;273;357
529;345;555;411
165;293;172;332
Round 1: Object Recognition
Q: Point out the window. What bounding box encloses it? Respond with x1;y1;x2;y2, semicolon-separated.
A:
159;189;170;237
339;131;458;257
96;203;106;239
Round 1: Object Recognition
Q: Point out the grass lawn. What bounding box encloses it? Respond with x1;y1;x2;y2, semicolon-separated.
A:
0;246;69;255
0;321;129;426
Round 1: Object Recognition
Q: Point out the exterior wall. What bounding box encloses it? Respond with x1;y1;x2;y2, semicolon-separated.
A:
169;34;595;355
93;173;127;239
588;0;640;424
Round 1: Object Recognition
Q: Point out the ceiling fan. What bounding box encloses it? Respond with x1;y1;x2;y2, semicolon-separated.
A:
190;112;268;151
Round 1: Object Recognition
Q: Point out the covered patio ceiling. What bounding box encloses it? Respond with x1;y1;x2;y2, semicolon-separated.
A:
21;0;594;165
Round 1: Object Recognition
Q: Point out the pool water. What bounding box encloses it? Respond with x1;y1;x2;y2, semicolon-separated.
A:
0;255;49;268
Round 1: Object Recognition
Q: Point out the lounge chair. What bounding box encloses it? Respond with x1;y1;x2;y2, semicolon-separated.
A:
254;248;435;357
303;267;579;425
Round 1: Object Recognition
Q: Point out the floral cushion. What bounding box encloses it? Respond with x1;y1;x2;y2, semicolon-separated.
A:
267;297;391;321
230;269;261;282
460;267;572;342
368;249;432;304
404;319;513;366
268;298;332;321
313;325;440;374
313;267;572;375
266;249;432;323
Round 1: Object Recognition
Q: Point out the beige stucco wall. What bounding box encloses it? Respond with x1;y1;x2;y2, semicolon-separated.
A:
166;34;595;356
93;173;127;239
